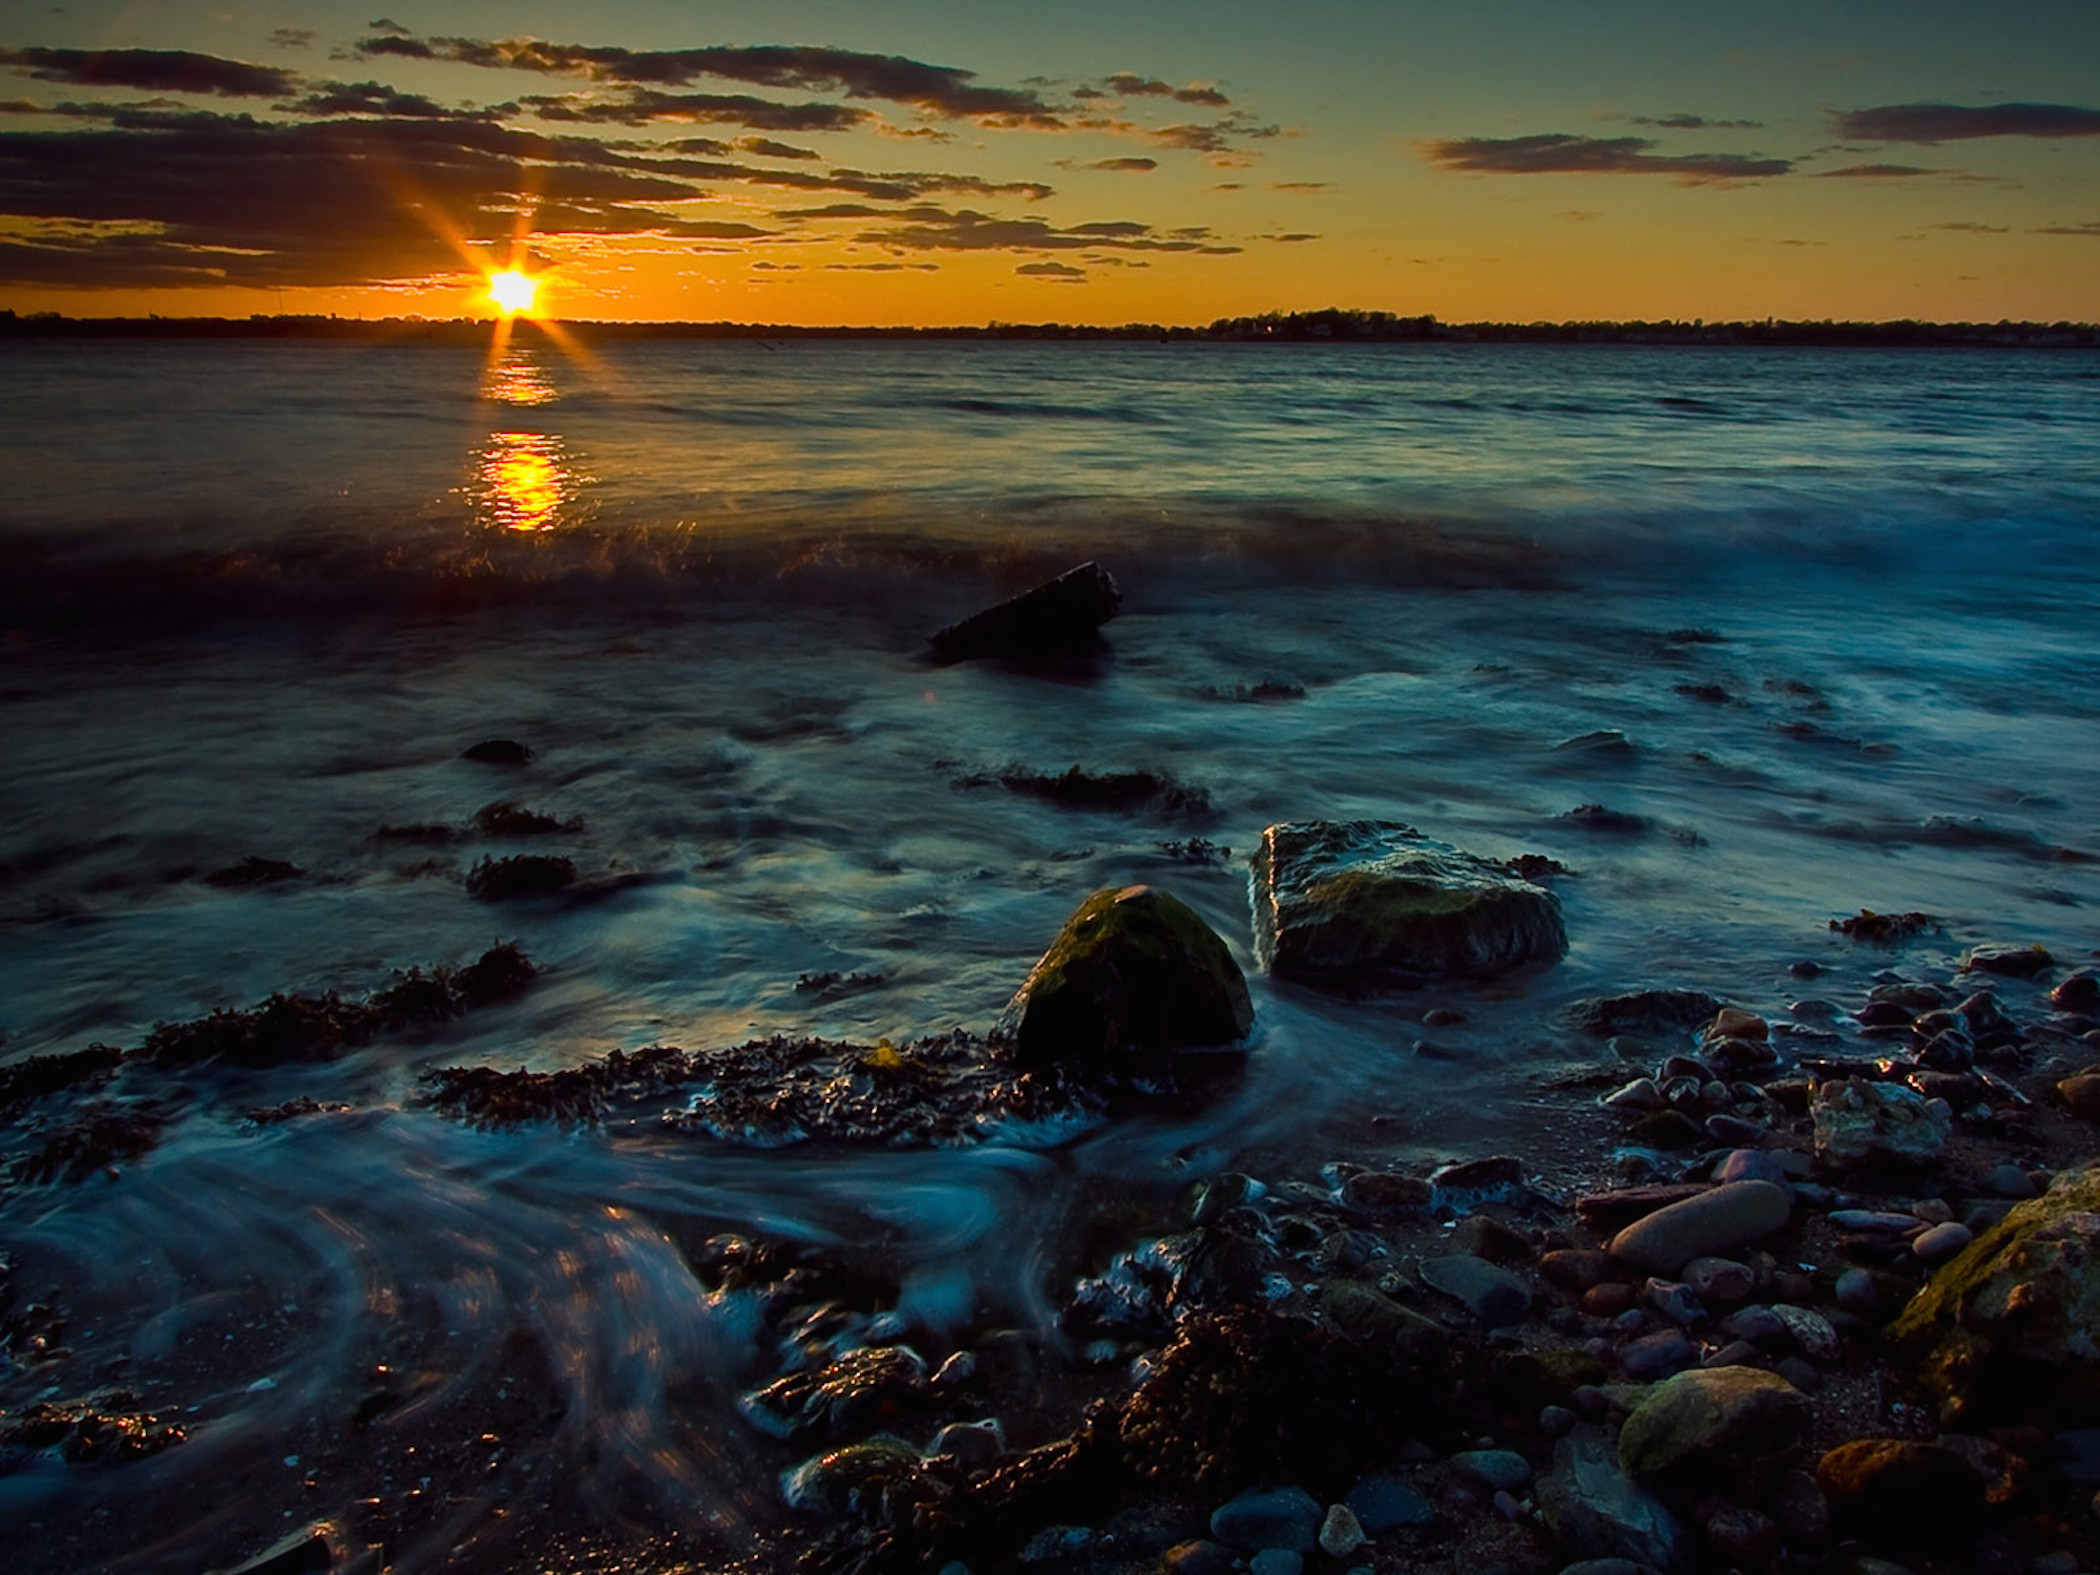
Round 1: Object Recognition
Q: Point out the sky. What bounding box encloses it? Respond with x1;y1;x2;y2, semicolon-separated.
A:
1;0;2096;325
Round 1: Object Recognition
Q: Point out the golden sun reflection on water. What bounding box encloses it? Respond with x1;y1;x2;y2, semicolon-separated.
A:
482;353;557;407
475;431;576;532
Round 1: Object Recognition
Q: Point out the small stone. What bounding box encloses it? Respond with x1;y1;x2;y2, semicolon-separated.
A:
1983;1164;2040;1199
1644;1280;1706;1326
1705;1007;1769;1043
460;738;532;764
1835;1267;1882;1317
1318;1504;1367;1559
1769;1468;1829;1546
1583;1283;1637;1318
1812;1078;1950;1169
1535;1434;1689;1572
1452;1449;1534;1493
1421;1255;1533;1327
1618;1366;1810;1492
1343;1473;1435;1532
1620;1329;1697;1381
1703;1503;1779;1564
927;1419;1003;1467
1211;1486;1322;1554
1452;1216;1536;1264
1604;1078;1667;1113
1540;1404;1577;1437
1542;1249;1612;1291
1719;1306;1787;1346
931;1351;976;1390
1770;1304;1841;1362
1713;1149;1794;1189
930;560;1120;660
1960;943;2054;978
1681;1257;1755;1305
1700;1340;1763;1370
1247;1551;1302;1575
1913;1221;1974;1264
1705;1113;1768;1147
2059;1073;2100;1123
1607;1181;1793;1275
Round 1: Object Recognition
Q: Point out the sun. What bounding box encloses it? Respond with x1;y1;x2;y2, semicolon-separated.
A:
486;269;540;316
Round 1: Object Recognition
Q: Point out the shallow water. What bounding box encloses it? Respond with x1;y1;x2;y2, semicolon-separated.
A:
1;336;2096;1569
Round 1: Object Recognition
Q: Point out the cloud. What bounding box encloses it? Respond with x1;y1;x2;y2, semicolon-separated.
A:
2033;220;2100;235
366;19;412;38
1102;73;1229;107
1930;221;2010;233
267;29;317;51
520;89;870;133
1813;162;1938;178
1084;156;1156;172
355;34;1061;123
847;204;1241;255
0;46;296;98
1422;132;1790;183
736;136;817;160
1833;101;2100;143
1017;260;1086;280
824;260;937;271
1255;231;1318;242
1271;180;1327;191
1629;113;1763;130
281;80;483;119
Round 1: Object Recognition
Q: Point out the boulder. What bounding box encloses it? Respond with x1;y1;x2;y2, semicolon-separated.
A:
1536;1433;1689;1573
1617;1367;1810;1495
781;1437;922;1517
929;560;1121;661
1888;1167;2100;1427
1251;820;1566;986
998;885;1252;1070
1606;1182;1792;1275
1814;1439;1985;1546
1812;1079;1949;1170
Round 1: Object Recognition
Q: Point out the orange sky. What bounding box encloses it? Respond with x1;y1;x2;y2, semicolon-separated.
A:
2;2;2096;323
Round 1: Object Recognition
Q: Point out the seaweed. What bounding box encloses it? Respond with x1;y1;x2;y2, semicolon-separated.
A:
954;763;1211;815
465;854;575;899
1832;909;1938;943
11;1103;167;1184
0;1045;124;1112
473;801;582;837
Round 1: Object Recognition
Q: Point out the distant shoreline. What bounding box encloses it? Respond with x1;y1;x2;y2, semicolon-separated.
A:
2;307;2095;348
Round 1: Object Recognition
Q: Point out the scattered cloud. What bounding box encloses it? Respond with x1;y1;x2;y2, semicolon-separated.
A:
2033;219;2100;236
1271;180;1327;191
1082;156;1156;172
1422;132;1791;183
1931;221;2010;233
1254;231;1318;242
281;79;486;119
1102;73;1229;107
520;89;871;133
1813;162;1938;178
1629;113;1763;130
266;29;317;52
1017;259;1086;279
824;260;937;271
1833;101;2100;143
735;136;818;160
846;204;1242;255
0;46;296;98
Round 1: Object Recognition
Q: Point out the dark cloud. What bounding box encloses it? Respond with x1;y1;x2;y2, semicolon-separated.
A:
281;80;477;119
1016;260;1086;280
824;261;937;271
521;89;870;133
1084;156;1156;172
1813;162;1938;177
357;34;1059;123
1256;231;1318;242
1271;180;1327;190
366;19;412;37
1930;221;2010;233
848;204;1241;255
1834;101;2100;143
775;202;888;218
2034;220;2100;235
736;136;818;160
1630;113;1763;130
0;46;296;98
1102;73;1229;107
1423;133;1791;182
267;29;317;51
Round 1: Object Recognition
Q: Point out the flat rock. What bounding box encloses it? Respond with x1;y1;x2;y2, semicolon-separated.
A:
1607;1182;1792;1275
1251;820;1566;986
1812;1078;1949;1170
1421;1254;1532;1327
1536;1433;1689;1574
929;560;1121;661
1960;942;2054;978
998;884;1251;1070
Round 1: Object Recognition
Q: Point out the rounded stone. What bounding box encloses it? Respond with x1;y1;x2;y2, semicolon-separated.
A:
1620;1329;1697;1382
1452;1449;1534;1493
1211;1485;1323;1554
1607;1181;1793;1275
1682;1257;1755;1305
1318;1504;1367;1559
1912;1221;1974;1264
1343;1473;1435;1533
1618;1366;1811;1489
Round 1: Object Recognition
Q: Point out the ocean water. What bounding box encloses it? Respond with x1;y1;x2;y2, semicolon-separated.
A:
1;335;2096;1568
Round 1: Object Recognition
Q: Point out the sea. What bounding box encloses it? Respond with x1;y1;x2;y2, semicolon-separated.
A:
0;334;2096;1569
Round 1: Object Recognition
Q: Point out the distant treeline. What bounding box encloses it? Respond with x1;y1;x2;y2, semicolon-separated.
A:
1;306;2094;348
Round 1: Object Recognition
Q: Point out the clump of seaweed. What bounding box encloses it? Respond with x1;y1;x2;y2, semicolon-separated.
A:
953;763;1211;815
372;822;459;844
473;801;582;837
138;944;536;1069
0;1046;124;1113
1832;909;1938;943
10;1104;167;1184
795;970;887;1001
465;854;575;900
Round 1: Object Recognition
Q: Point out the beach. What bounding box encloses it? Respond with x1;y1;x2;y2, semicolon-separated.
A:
2;335;2099;1573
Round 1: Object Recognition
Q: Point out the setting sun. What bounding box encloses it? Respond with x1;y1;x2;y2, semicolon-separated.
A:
486;269;539;316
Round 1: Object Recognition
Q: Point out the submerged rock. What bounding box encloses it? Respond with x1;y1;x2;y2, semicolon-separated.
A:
930;561;1121;662
1250;820;1566;986
459;738;533;765
1888;1167;2100;1427
998;885;1252;1071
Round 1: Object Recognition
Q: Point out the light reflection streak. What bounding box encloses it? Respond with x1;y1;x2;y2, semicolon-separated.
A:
474;431;577;533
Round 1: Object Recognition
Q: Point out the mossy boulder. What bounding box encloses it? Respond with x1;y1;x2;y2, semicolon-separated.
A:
1251;820;1566;986
1887;1167;2100;1427
998;885;1252;1070
1618;1367;1810;1497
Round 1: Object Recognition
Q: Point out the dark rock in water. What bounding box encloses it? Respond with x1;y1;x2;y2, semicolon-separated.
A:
203;855;304;888
1340;1170;1432;1215
14;1103;167;1184
998;885;1252;1071
740;1345;928;1441
1889;1168;2100;1427
1559;804;1650;834
1814;1439;1984;1547
372;821;459;845
1830;910;1936;943
465;854;575;900
929;561;1121;662
473;801;581;836
218;1523;339;1575
781;1437;924;1518
2052;968;2100;1013
1320;1280;1446;1353
1570;990;1723;1038
959;763;1210;815
1961;942;2054;978
1251;820;1565;986
460;738;533;764
1536;1432;1689;1573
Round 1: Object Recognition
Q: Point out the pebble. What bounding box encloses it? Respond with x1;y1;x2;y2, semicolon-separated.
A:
1607;1180;1793;1274
1343;1473;1435;1532
1211;1486;1322;1553
1541;1249;1611;1291
1451;1449;1533;1493
1829;1209;1925;1234
1420;1254;1532;1327
1770;1303;1842;1362
1603;1078;1667;1113
1985;1164;2040;1199
1644;1279;1705;1326
1621;1329;1697;1381
1247;1550;1302;1575
1700;1339;1763;1370
1911;1197;1954;1225
1681;1256;1755;1305
1834;1267;1881;1317
1539;1404;1576;1437
1317;1504;1367;1559
1913;1221;1974;1264
1711;1149;1794;1189
1704;1113;1768;1147
1492;1489;1522;1521
1719;1306;1788;1346
931;1351;976;1389
927;1420;1003;1467
1340;1171;1433;1214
